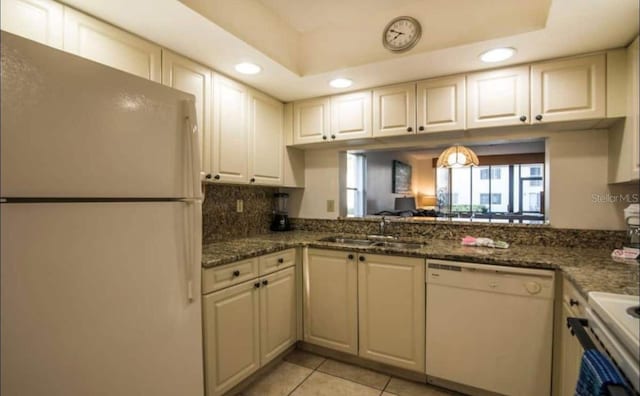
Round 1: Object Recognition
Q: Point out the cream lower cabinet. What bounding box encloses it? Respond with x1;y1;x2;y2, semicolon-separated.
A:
203;253;297;396
303;248;358;355
559;302;583;396
0;0;63;48
63;7;161;82
358;253;425;372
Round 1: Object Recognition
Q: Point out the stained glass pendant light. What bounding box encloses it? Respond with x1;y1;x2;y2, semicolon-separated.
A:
436;145;479;168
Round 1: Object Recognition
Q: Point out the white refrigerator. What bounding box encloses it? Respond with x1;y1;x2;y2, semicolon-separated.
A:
1;32;204;396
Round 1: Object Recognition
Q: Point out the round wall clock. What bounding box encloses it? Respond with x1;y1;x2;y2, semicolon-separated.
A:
382;16;422;53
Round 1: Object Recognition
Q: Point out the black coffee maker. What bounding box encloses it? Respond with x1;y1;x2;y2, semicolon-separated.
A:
270;193;291;231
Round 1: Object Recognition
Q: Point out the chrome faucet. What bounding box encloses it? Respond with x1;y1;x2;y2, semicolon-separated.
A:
379;216;391;236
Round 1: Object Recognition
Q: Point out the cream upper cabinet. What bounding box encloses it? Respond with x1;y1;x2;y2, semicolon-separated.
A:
203;280;260;396
63;8;161;82
330;91;372;141
416;75;465;133
212;73;249;183
1;0;63;48
531;54;605;123
466;65;530;129
293;97;331;144
609;37;639;183
259;267;297;365
161;50;211;174
373;82;417;137
303;248;358;355
249;89;284;185
358;254;425;372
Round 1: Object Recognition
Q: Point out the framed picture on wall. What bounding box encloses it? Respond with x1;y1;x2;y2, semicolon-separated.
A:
392;160;412;193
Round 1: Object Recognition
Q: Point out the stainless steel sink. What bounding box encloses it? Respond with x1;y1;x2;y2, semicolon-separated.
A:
372;241;424;250
318;237;375;246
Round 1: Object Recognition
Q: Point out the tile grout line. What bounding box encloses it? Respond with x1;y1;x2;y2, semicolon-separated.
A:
381;376;392;395
285;357;324;396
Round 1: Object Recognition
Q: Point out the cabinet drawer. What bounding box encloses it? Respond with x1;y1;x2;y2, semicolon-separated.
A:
203;258;259;294
562;277;588;317
259;249;296;275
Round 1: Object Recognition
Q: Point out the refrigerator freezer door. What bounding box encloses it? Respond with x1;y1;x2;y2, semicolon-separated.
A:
1;202;204;396
1;32;201;199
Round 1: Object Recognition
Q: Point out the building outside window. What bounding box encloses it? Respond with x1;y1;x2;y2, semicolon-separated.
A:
436;158;544;220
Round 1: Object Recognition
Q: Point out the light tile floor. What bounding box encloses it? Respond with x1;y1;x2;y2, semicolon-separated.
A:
235;349;464;396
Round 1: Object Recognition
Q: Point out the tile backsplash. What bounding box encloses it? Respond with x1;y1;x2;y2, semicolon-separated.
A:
202;184;276;244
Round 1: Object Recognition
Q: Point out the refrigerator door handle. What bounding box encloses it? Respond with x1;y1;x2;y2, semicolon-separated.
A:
183;100;202;200
180;199;202;302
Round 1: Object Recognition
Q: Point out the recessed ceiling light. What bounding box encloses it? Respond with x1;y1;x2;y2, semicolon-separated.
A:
329;78;352;88
480;47;516;63
235;62;261;75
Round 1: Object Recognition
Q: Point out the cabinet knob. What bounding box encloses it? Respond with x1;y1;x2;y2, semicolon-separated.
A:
322;135;328;140
250;178;256;183
535;114;543;121
359;256;365;262
418;126;425;131
348;254;354;260
519;115;527;122
277;258;284;264
406;127;413;132
254;282;261;288
205;173;212;179
214;174;221;180
262;279;269;286
331;135;336;139
570;298;580;306
232;270;240;277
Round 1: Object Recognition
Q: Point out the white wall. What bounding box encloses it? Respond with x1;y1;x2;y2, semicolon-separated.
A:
365;151;418;214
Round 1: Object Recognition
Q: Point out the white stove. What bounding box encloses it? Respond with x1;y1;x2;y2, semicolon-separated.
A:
587;292;640;393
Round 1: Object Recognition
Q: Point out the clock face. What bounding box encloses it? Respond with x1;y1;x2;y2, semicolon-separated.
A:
383;16;421;52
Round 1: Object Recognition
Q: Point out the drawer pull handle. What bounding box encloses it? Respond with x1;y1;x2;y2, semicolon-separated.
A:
232;270;240;277
570;299;580;306
277;258;284;264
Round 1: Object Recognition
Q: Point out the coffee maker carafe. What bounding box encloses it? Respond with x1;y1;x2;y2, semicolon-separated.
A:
625;204;640;249
271;193;291;231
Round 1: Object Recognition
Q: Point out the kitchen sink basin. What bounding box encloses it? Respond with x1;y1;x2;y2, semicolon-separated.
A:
318;237;375;246
372;241;424;250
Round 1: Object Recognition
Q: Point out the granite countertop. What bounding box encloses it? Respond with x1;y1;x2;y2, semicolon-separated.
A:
202;231;639;298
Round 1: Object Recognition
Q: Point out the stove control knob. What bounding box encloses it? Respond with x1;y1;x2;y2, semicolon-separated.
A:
525;281;542;295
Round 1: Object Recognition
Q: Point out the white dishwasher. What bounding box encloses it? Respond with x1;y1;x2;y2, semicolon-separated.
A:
425;259;555;396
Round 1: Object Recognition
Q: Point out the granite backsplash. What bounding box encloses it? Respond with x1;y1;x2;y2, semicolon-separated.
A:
201;185;627;248
202;184;276;244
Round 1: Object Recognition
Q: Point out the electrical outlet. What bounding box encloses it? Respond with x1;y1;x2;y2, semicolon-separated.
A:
236;199;243;213
326;199;335;212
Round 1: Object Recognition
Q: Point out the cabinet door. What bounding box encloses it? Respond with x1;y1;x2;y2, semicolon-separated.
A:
1;0;63;48
293;98;330;144
358;254;425;372
203;280;260;396
63;8;161;82
416;75;465;133
531;54;605;123
161;50;211;174
466;65;530;129
303;248;358;355
560;302;583;396
260;267;297;365
249;89;284;185
330;91;372;140
373;83;416;137
212;73;249;183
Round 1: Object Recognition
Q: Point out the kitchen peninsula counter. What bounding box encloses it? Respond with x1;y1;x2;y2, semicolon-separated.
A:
202;231;639;298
